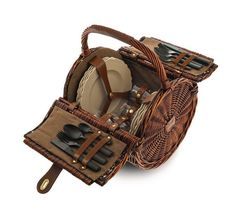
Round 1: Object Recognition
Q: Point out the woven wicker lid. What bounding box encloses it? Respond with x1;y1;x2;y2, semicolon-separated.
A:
128;78;198;169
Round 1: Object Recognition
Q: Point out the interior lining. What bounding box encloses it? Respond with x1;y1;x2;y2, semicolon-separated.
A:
122;58;161;91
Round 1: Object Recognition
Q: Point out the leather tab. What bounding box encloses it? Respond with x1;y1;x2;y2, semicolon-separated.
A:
37;163;63;194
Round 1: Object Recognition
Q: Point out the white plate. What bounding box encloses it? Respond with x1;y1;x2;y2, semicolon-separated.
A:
77;57;132;116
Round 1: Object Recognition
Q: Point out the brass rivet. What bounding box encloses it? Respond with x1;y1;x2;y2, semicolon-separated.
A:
80;165;86;170
112;124;117;128
107;136;111;140
121;116;126;120
136;93;141;98
40;179;50;191
72;159;77;164
98;130;102;134
129;109;134;114
109;92;113;97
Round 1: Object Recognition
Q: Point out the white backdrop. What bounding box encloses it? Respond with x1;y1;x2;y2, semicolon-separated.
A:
0;0;234;221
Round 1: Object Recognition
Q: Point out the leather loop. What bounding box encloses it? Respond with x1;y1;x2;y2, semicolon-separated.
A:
37;163;62;194
81;25;170;90
73;132;101;162
82;137;111;166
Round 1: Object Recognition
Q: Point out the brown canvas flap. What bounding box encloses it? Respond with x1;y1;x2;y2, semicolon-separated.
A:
119;37;218;82
24;99;139;186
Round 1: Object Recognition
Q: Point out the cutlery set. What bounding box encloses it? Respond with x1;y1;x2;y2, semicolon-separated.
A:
154;43;209;70
51;123;113;172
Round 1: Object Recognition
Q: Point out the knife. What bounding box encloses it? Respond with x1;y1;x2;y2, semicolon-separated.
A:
51;138;101;172
161;43;210;66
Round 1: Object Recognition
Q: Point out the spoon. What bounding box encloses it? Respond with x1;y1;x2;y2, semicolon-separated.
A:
63;124;86;140
78;123;93;133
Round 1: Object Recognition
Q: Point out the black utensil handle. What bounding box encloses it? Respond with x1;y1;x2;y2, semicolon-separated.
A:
181;60;202;70
163;43;210;66
193;57;210;66
99;146;113;157
91;152;107;165
79;155;101;172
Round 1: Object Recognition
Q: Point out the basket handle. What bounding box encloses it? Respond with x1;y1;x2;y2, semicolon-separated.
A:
81;25;170;90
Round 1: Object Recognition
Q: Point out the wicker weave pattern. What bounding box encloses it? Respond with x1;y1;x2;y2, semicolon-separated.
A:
128;78;198;169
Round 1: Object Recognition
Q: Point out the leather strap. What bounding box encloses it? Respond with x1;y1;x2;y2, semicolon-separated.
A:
173;52;187;65
89;56;130;115
73;132;101;162
82;137;111;166
37;163;63;194
111;91;130;99
89;56;112;96
81;25;170;90
180;55;196;67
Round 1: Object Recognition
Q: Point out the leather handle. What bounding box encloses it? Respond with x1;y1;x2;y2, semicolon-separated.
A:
81;25;170;90
37;163;63;194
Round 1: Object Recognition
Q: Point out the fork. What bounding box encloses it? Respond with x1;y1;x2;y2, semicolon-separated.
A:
57;132;107;165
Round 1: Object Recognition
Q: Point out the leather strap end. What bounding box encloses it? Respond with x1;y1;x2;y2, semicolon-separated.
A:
37;163;63;194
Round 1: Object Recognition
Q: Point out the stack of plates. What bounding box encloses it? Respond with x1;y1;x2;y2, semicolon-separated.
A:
76;57;132;116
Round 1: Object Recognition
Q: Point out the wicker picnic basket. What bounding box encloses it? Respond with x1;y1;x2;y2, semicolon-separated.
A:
24;25;217;193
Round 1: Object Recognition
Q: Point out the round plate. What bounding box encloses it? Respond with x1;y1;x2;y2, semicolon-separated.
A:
76;65;94;104
77;57;132;116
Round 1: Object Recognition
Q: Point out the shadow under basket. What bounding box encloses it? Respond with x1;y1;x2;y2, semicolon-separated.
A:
24;25;217;194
